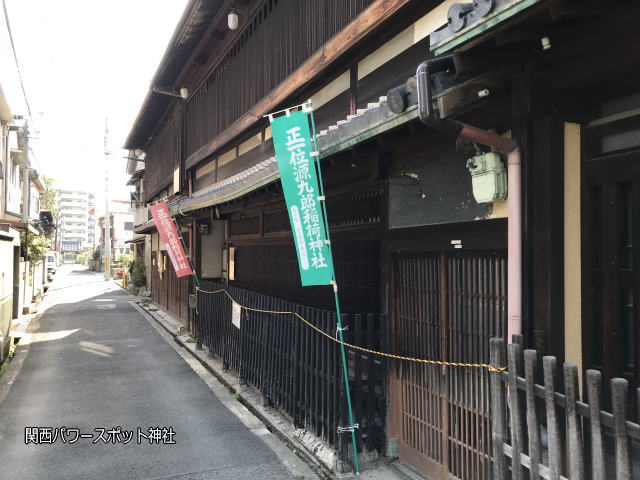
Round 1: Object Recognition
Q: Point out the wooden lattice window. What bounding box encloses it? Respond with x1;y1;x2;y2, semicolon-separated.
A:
263;208;290;234
229;215;260;237
326;188;383;227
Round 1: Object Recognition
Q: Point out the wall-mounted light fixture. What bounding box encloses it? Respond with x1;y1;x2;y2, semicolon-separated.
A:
228;9;240;30
228;7;248;31
152;86;189;100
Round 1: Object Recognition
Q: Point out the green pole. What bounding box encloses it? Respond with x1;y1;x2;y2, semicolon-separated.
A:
308;104;360;474
333;286;360;473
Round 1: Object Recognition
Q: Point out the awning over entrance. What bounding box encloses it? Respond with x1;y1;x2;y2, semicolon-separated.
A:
60;241;82;252
125;236;145;244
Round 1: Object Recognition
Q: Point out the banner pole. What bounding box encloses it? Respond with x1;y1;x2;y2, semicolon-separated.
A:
308;104;360;474
167;206;200;288
333;285;360;474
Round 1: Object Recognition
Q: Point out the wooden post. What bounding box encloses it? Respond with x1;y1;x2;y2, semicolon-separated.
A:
508;342;525;480
490;338;507;480
564;363;584;480
586;369;605;480
611;378;631;480
513;333;528;455
543;356;563;480
524;350;541;479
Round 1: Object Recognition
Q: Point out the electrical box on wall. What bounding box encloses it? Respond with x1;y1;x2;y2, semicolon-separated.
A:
198;221;210;235
466;152;508;204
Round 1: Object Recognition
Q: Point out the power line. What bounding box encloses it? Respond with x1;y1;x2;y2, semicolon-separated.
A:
28;146;44;172
2;0;37;132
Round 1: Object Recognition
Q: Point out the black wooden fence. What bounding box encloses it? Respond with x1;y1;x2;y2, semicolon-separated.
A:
196;280;386;456
490;336;640;480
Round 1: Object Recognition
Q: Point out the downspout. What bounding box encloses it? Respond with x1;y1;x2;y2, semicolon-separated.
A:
416;59;522;342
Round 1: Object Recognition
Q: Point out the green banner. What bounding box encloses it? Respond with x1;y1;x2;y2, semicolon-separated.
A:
270;110;334;286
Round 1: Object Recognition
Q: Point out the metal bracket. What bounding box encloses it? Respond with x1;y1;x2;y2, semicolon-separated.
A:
337;423;359;434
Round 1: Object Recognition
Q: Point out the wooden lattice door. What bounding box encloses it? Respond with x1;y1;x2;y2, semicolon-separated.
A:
391;251;506;480
583;148;640;399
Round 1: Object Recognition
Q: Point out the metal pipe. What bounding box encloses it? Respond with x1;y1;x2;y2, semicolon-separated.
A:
459;124;517;153
506;150;521;340
416;58;464;137
416;57;522;342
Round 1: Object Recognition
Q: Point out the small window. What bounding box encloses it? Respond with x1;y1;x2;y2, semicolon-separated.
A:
124;222;133;231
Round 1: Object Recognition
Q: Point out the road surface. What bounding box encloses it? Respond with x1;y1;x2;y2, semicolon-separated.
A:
0;265;317;480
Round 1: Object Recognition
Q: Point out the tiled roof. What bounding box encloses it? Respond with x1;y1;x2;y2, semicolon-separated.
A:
134;95;404;232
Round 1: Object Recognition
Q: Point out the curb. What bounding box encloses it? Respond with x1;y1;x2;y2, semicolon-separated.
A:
1;292;50;406
10;291;46;341
133;300;337;480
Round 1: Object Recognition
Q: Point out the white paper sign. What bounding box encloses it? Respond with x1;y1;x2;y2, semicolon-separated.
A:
232;301;242;329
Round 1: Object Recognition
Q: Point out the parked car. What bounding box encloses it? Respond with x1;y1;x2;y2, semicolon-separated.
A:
46;252;57;276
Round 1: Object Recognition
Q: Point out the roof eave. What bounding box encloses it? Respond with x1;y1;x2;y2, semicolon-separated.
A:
0;83;13;123
122;0;202;150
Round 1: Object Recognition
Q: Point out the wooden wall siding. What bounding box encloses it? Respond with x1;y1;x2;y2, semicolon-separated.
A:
313;90;351;133
357;39;428;109
223;181;384;312
263;208;290;235
229;181;384;233
258;186;384;234
229;214;261;237
184;0;374;159
150;251;190;324
230;238;381;313
144;110;181;201
190;131;275;192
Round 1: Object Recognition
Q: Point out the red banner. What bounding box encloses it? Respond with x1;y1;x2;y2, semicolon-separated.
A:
149;201;194;278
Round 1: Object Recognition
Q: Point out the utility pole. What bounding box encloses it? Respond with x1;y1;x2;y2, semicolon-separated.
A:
20;125;30;225
104;119;111;280
19;124;30;311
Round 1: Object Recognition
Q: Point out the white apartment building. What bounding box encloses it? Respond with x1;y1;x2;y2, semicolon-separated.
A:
98;199;134;258
57;190;95;252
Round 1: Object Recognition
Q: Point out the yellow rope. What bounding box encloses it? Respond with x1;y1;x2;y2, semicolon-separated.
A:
195;287;507;373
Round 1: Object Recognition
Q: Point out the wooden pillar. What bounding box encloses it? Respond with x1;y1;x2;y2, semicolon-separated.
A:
564;123;583;383
512;71;564;357
530;117;565;360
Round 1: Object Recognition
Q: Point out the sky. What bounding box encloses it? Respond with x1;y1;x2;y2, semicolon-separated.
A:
0;0;188;214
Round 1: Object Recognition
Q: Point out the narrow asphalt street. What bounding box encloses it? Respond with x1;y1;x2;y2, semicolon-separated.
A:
0;265;317;480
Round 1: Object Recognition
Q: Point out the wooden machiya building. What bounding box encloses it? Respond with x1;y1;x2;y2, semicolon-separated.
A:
125;0;640;478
